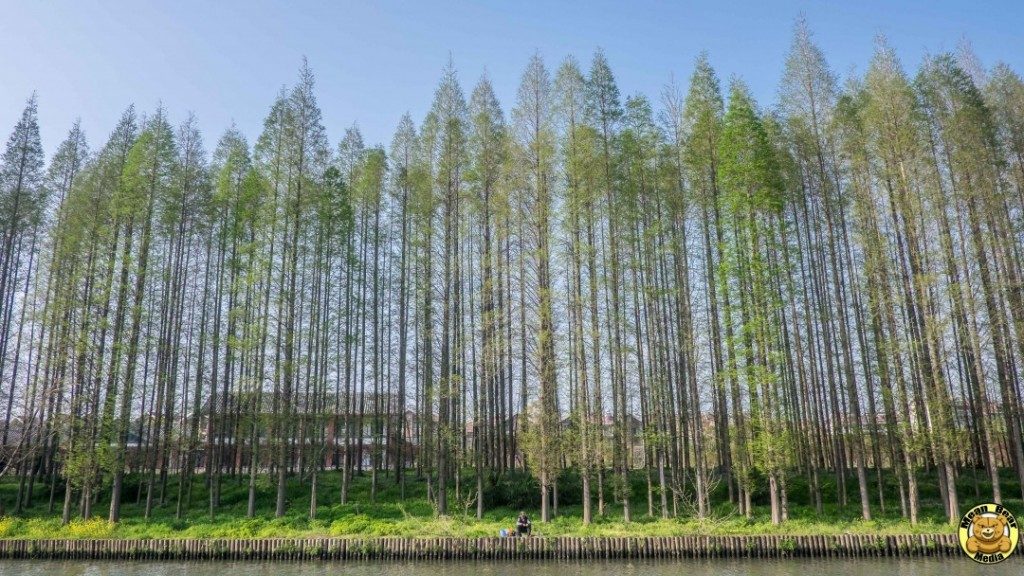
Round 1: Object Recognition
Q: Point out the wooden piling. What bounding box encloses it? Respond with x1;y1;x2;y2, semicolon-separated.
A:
0;533;981;561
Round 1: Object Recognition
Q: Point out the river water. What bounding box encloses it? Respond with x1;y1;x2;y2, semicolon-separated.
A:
0;559;1020;576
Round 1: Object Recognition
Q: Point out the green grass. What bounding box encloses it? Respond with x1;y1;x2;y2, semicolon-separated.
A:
0;467;1017;540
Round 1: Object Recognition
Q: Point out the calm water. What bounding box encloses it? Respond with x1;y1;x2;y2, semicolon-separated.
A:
0;559;1020;576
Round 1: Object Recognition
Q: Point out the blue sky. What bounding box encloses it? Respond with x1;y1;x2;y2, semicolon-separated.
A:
2;0;1021;157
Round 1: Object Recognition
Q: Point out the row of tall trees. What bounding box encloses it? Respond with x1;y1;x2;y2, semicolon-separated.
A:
3;22;1024;526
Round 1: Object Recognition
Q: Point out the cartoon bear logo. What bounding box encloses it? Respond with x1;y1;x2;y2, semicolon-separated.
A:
966;514;1011;555
958;503;1019;564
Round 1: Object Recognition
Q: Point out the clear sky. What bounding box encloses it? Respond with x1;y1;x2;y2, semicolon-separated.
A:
2;0;1021;157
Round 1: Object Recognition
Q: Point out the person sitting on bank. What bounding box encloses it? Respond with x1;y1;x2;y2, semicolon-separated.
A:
516;511;532;536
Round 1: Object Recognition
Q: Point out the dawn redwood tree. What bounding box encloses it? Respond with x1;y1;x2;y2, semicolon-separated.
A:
0;95;45;431
467;75;506;517
2;26;1022;530
512;53;560;522
108;108;175;523
717;81;788;525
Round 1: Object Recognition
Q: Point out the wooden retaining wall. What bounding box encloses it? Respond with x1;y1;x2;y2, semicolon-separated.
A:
0;534;980;561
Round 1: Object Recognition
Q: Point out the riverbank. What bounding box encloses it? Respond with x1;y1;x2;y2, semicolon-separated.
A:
0;508;961;540
6;558;1016;576
2;470;996;541
0;534;970;561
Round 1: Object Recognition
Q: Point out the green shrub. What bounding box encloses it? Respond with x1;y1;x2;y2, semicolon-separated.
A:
778;537;796;552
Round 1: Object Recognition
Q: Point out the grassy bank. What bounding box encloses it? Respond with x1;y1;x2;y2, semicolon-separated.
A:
0;469;1016;540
